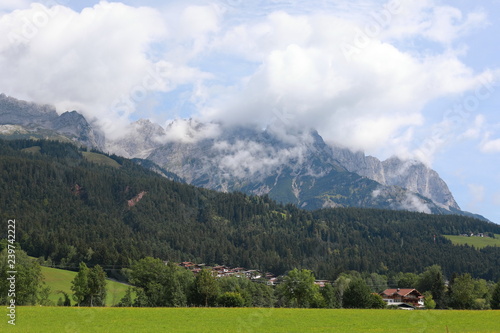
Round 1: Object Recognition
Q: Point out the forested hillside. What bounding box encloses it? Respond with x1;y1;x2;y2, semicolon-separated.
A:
1;139;500;281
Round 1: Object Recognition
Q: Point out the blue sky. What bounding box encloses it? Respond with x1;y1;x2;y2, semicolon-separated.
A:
0;0;499;222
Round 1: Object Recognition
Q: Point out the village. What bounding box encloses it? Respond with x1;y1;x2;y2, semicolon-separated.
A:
175;261;281;286
173;262;426;309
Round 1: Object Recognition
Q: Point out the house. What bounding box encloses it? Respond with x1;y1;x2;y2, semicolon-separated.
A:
178;262;195;268
314;280;330;288
380;288;425;308
243;270;263;280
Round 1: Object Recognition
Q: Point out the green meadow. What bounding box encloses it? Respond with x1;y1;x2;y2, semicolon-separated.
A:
444;234;500;249
41;266;130;306
3;307;499;332
82;151;121;168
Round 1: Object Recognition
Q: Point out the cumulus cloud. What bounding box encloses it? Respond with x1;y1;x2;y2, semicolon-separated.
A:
201;5;495;157
0;1;215;140
480;135;500;153
0;0;497;153
161;119;221;143
381;0;487;44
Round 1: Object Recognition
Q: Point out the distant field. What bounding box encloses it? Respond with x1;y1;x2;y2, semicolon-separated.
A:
82;151;121;168
41;266;130;306
4;308;500;332
444;234;500;249
21;146;41;154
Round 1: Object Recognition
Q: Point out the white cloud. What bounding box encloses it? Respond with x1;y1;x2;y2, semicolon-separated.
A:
401;193;432;214
381;0;487;44
161;119;221;144
480;134;500;153
0;0;30;13
0;2;167;136
201;8;493;156
0;1;215;140
0;0;497;152
212;136;311;180
461;115;485;140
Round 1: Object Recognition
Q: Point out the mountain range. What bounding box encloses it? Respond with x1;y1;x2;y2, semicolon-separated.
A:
0;93;486;220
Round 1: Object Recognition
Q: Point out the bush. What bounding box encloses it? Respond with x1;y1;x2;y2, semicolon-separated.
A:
218;292;245;307
369;294;386;309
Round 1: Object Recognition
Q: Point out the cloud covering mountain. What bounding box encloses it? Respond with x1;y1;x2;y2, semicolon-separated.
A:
0;1;497;156
1;0;499;221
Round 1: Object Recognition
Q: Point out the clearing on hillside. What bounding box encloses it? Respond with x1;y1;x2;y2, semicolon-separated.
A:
41;266;130;306
444;234;500;249
82;151;121;168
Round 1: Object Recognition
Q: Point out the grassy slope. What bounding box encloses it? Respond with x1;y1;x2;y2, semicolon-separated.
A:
41;266;129;306
444;234;500;249
82;151;121;168
5;308;500;333
21;146;41;154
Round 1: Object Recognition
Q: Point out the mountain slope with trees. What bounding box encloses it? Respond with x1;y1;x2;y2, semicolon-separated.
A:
0;94;484;218
1;139;500;282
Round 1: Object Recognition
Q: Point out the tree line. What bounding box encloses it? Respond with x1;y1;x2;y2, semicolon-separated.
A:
114;258;500;310
1;244;500;310
1;139;500;283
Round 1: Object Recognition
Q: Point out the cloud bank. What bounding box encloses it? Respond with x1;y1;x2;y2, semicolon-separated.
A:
0;0;498;155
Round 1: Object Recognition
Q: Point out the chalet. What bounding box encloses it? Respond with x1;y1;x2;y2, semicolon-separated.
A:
314;280;330;288
380;288;425;309
267;277;279;286
178;262;195;268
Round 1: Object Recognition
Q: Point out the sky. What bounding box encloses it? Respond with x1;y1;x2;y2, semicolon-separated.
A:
0;0;499;223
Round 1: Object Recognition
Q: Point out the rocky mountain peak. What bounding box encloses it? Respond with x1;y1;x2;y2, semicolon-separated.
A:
0;94;104;150
0;94;470;217
105;118;167;159
0;93;58;127
382;156;460;210
51;111;105;150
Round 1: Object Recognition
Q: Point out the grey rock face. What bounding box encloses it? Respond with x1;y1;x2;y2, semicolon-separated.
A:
329;142;459;210
144;123;461;214
106;119;166;158
329;145;387;184
381;157;460;210
0;94;464;215
0;94;104;150
51;111;105;150
0;93;58;127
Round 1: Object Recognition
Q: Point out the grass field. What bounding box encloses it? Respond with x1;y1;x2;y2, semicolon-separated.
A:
444;234;500;249
82;151;121;168
2;307;499;332
41;266;130;306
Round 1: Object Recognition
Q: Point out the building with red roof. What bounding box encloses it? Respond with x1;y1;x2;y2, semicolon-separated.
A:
380;288;425;308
